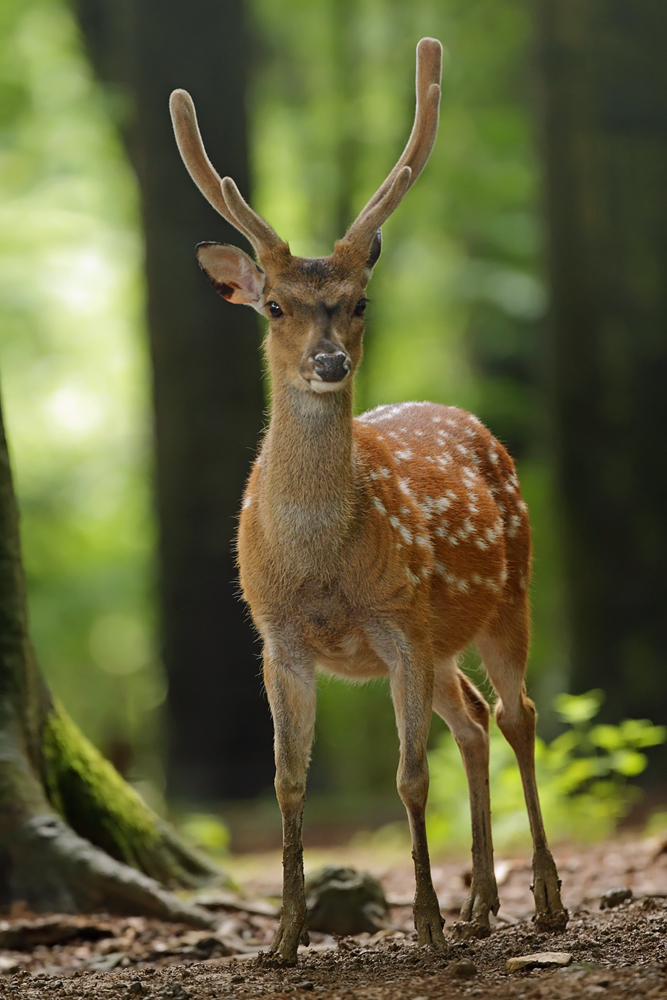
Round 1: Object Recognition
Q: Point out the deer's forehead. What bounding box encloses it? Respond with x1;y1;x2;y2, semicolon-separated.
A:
265;258;362;309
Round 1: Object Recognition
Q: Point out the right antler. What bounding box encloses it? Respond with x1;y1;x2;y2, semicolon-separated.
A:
343;37;442;251
169;89;284;255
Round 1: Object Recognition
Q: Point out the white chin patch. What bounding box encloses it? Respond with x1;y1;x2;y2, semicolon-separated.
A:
308;377;348;393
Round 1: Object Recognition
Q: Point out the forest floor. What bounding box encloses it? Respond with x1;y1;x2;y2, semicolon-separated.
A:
1;831;666;999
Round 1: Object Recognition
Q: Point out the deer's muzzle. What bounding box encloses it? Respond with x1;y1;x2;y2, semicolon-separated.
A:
312;352;350;383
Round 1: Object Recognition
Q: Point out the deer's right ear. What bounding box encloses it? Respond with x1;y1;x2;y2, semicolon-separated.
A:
196;242;266;312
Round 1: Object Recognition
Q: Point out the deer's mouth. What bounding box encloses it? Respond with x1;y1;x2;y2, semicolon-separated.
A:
307;374;350;393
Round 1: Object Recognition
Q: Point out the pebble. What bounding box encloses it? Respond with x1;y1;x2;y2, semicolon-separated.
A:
506;951;573;972
600;887;633;909
450;959;478;978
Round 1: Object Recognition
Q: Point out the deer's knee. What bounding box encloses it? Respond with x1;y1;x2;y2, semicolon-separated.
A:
397;754;429;814
275;773;307;816
495;686;536;749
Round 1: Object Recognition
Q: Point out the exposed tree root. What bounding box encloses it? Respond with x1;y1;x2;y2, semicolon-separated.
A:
0;762;215;926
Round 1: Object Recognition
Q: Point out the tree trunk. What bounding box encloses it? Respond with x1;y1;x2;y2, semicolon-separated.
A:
0;392;219;921
534;2;667;742
76;0;274;802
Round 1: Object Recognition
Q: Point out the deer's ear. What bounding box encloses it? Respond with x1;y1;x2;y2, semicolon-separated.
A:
366;230;382;271
196;242;266;312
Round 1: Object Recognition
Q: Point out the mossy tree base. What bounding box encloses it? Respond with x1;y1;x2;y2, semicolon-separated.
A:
42;700;223;894
0;721;222;924
0;395;222;924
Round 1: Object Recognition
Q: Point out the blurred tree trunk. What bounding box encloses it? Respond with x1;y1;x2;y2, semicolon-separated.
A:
535;2;667;743
76;0;274;801
0;391;218;921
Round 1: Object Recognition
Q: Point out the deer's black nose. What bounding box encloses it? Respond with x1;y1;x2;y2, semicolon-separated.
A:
312;352;350;383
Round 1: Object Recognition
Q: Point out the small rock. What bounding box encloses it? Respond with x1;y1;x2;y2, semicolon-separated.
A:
295;981;314;991
159;984;190;1000
230;974;244;983
305;865;390;936
450;959;478;978
194;935;232;958
0;956;21;974
600;887;633;909
507;951;573;972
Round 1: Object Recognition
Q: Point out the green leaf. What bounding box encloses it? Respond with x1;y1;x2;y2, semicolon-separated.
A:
553;690;604;725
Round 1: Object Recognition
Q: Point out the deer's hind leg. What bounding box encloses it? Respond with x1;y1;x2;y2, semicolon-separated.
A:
433;658;499;938
368;623;446;948
476;598;568;931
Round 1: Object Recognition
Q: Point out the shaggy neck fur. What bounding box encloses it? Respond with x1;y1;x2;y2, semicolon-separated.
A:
257;375;357;575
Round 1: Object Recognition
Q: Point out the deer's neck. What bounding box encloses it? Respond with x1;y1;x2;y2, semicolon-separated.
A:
257;380;357;567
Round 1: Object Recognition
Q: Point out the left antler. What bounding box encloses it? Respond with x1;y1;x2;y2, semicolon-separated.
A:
169;89;284;255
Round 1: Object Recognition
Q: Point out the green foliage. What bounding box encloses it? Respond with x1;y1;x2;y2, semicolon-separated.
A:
0;0;161;786
178;813;231;857
427;691;666;852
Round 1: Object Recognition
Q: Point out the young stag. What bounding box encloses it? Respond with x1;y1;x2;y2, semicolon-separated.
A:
170;37;568;963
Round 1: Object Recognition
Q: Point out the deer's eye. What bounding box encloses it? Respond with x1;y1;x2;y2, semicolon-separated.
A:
267;301;283;318
354;298;367;316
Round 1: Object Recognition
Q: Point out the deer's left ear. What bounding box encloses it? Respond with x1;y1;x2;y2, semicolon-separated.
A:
196;242;266;312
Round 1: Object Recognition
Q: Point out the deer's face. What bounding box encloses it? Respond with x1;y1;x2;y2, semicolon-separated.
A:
196;238;380;395
171;36;440;404
262;255;371;394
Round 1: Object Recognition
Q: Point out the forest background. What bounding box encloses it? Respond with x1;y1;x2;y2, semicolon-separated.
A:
1;0;665;854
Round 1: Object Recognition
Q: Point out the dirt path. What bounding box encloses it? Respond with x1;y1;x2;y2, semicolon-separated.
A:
1;834;666;998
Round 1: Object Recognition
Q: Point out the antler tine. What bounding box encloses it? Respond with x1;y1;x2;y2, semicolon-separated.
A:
344;38;442;249
219;176;284;253
169;89;282;254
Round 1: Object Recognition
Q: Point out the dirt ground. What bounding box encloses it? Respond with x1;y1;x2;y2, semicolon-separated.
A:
1;833;666;999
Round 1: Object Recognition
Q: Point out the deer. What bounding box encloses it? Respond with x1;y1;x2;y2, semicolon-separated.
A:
169;36;568;964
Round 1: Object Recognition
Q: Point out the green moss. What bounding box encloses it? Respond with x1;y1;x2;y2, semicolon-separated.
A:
42;698;163;871
41;699;223;888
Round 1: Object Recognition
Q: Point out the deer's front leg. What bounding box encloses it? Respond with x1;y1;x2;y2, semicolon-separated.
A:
369;624;446;949
263;645;317;964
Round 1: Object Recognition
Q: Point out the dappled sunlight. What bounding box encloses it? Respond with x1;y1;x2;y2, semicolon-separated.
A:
42;247;117;316
44;383;109;439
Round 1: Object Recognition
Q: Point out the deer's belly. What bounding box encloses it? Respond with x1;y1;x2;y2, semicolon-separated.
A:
315;632;388;679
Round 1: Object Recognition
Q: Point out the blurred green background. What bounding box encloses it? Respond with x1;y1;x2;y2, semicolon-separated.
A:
1;0;665;849
0;0;160;792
